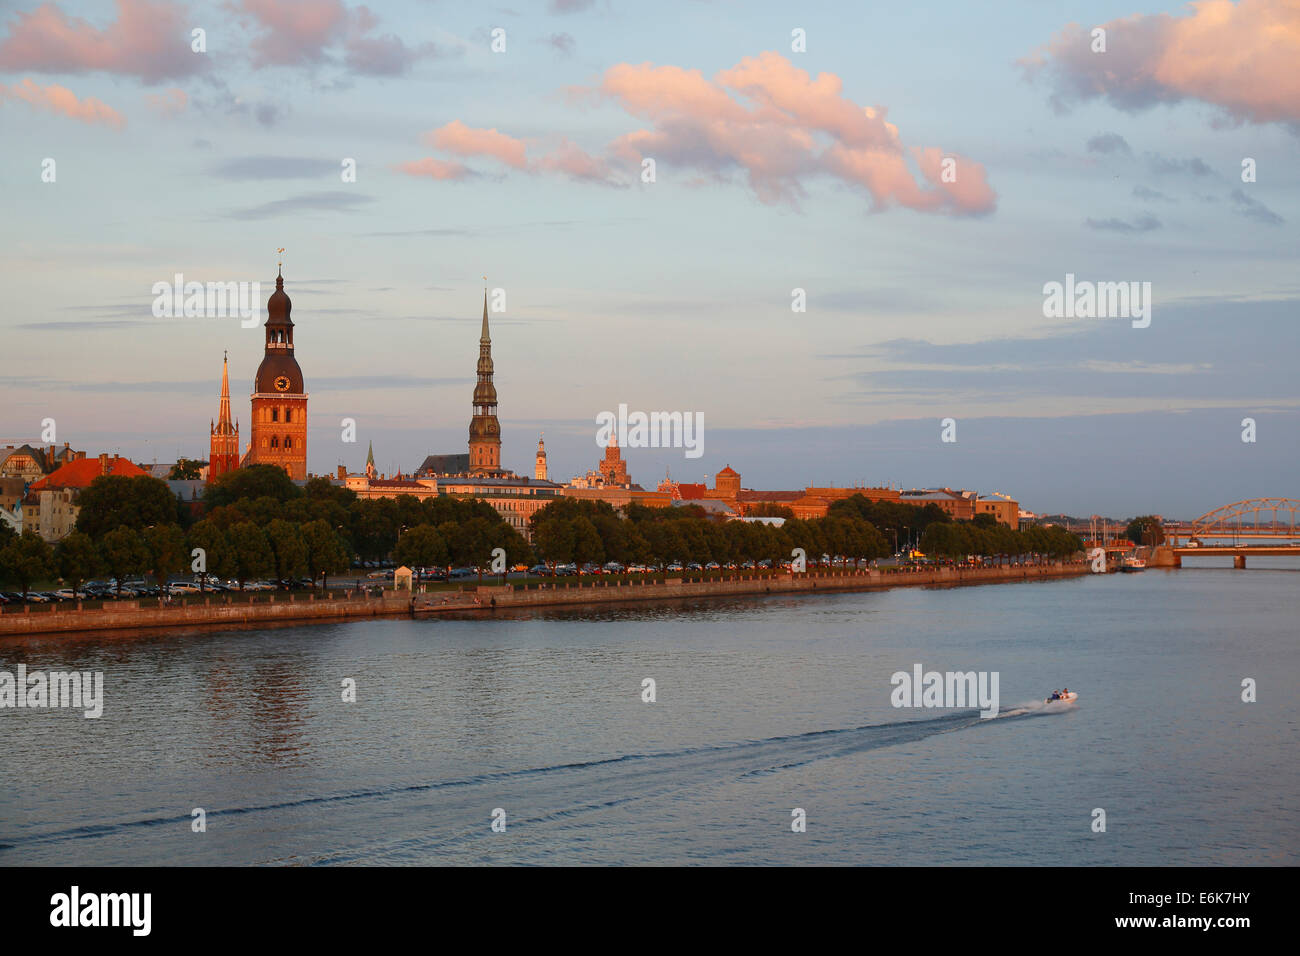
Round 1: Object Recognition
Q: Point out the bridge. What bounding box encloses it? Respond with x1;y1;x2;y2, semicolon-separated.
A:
1153;498;1300;567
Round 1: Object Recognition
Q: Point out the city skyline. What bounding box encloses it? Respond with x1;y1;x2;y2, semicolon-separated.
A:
2;0;1297;517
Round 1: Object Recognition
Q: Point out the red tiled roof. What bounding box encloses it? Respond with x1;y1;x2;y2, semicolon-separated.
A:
677;483;708;499
29;456;146;490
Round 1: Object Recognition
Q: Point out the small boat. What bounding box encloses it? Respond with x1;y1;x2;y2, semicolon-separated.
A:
1120;556;1146;572
1045;691;1078;703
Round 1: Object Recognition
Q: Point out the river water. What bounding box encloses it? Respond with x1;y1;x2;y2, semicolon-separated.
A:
2;562;1296;866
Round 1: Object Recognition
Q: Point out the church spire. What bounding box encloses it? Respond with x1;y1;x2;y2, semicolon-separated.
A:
469;285;501;475
365;440;376;478
216;350;233;435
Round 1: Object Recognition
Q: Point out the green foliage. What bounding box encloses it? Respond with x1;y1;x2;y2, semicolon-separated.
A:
227;521;273;588
186;519;232;587
0;529;55;597
394;525;449;570
204;465;302;510
1125;515;1164;547
74;475;180;538
99;526;150;595
142;523;187;584
300;519;350;587
265;519;307;581
167;459;204;480
55;531;100;593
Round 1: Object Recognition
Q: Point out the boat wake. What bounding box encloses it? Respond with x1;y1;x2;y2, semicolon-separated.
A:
1;706;1072;864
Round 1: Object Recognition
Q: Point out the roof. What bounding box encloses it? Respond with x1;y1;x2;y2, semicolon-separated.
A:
29;456;146;490
716;465;739;477
677;482;708;499
736;489;802;502
417;453;471;475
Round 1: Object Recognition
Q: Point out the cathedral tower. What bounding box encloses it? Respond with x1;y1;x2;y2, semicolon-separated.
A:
468;291;502;474
208;351;240;480
248;268;308;479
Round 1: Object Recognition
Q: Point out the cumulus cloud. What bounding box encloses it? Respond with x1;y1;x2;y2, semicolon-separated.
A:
401;120;618;185
235;0;437;75
424;119;528;169
399;53;995;212
0;76;125;127
0;0;203;83
598;52;995;212
1021;0;1300;126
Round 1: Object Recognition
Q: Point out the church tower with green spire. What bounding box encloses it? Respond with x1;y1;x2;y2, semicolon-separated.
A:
365;440;376;478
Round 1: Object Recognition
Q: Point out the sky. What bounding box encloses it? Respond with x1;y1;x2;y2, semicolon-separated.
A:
0;0;1297;519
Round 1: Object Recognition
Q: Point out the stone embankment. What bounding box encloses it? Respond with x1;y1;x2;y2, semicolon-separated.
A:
0;562;1087;637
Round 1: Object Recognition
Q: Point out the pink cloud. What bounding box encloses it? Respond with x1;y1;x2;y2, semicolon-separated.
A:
1;77;126;128
592;52;996;214
0;0;202;83
146;86;187;116
400;53;992;213
1021;0;1300;125
394;157;473;181
425;119;529;169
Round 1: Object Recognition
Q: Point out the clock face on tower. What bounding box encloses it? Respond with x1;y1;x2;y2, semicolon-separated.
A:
274;375;291;392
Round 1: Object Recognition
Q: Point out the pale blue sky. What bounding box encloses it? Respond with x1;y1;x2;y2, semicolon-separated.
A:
1;0;1296;517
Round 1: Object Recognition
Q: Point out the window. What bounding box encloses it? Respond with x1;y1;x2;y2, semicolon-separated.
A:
285;437;293;449
285;408;292;423
271;408;279;422
271;437;279;449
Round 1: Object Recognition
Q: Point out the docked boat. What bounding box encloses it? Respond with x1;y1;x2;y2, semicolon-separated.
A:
1120;556;1146;572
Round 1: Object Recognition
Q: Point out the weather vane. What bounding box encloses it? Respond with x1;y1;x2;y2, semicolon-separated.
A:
278;247;286;268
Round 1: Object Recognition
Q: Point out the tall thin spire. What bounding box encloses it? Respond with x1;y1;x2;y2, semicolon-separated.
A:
216;350;233;435
481;290;490;342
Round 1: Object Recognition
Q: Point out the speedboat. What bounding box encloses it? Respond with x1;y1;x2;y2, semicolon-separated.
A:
1045;691;1079;703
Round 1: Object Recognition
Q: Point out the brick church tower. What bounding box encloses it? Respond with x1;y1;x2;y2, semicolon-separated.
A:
468;291;502;474
208;351;240;480
247;268;308;479
534;435;547;481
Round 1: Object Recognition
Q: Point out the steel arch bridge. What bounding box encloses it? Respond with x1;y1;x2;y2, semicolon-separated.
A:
1190;498;1300;538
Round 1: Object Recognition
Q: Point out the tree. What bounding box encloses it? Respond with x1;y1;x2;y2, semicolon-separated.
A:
75;475;179;538
533;518;575;574
1125;515;1164;547
0;530;55;599
227;521;273;590
55;531;100;597
301;520;351;589
167;459;204;480
99;526;150;596
394;525;449;572
143;524;186;586
265;519;307;585
204;464;302;509
186;519;232;592
570;516;605;568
